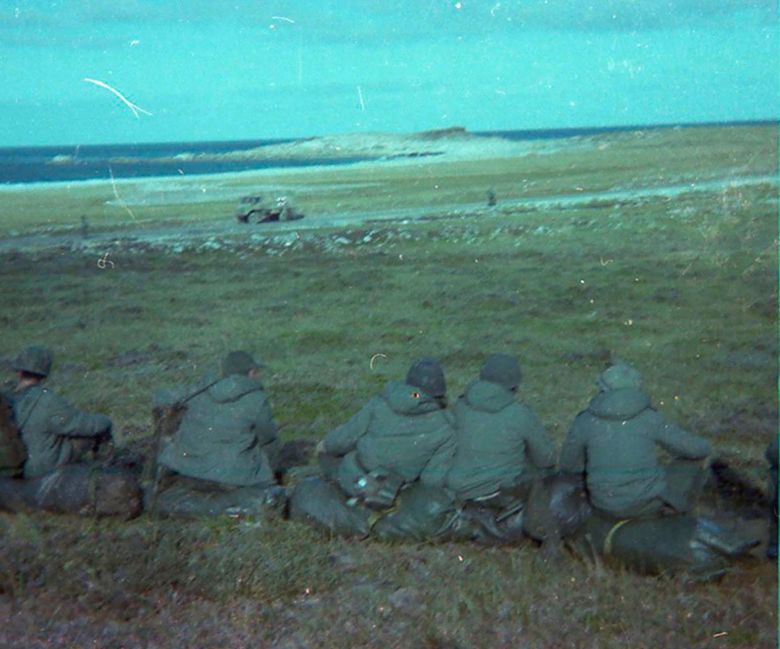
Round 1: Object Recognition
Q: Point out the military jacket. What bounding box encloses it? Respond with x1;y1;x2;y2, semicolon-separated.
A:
157;374;279;487
446;379;555;501
322;381;455;497
559;387;711;516
13;384;112;478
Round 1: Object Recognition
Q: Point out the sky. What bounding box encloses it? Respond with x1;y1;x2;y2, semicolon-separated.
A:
0;0;777;146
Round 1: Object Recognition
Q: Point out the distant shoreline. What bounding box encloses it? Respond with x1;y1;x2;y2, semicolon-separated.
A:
1;118;776;152
0;120;775;186
1;119;775;153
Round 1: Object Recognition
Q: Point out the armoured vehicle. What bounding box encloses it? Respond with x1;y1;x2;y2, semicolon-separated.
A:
235;195;304;224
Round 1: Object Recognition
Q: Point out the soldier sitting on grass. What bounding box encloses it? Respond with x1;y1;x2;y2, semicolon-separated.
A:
0;346;140;519
291;359;456;539
317;358;455;505
557;361;763;578
445;353;557;542
559;360;711;519
10;345;113;478
153;350;284;517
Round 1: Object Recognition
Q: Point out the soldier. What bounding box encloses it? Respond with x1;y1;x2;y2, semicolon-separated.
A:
10;345;113;478
447;353;555;501
559;361;711;519
318;358;455;505
446;354;555;543
445;353;556;543
292;359;456;537
156;351;281;491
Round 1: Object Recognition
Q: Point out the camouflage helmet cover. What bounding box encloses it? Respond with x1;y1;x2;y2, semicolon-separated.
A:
14;345;53;378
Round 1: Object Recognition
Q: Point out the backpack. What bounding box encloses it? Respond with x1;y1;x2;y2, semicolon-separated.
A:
146;378;220;485
0;391;27;477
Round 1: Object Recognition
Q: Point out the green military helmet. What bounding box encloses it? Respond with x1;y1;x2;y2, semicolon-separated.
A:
13;345;53;378
480;353;522;391
221;350;265;377
406;357;446;398
597;360;642;391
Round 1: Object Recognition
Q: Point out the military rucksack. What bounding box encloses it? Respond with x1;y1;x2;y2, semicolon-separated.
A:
151;376;223;447
0;391;27;477
146;401;188;483
151;401;188;443
146;378;222;506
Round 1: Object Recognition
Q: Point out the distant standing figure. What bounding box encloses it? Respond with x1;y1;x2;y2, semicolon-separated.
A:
559;361;711;519
486;189;497;207
276;196;288;214
10;346;113;478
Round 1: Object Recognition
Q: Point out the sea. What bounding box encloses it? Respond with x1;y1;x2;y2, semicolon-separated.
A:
0;121;770;185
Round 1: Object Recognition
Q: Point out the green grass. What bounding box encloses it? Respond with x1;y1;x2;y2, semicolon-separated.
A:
0;123;776;648
0;124;775;237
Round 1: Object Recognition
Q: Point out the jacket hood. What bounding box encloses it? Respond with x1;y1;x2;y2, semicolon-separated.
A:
208;374;263;403
587;387;651;420
462;379;516;413
382;380;442;415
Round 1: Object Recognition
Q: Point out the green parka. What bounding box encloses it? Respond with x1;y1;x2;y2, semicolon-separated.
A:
446;379;556;501
559;387;711;517
322;381;455;498
13;385;112;478
157;374;280;487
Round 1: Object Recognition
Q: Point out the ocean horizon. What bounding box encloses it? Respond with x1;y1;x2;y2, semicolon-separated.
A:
0;119;774;186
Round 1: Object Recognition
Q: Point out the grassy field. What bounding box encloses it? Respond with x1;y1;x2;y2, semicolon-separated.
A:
0;124;774;237
0;124;777;648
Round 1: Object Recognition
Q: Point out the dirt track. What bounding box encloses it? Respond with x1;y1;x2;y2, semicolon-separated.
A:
0;173;775;255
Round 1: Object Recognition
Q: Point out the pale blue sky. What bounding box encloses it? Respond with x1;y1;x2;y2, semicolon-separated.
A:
0;1;777;146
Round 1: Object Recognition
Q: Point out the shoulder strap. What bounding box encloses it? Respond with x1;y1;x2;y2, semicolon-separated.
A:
17;387;46;431
179;377;222;405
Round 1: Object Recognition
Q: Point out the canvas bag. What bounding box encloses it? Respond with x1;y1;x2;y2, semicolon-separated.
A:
0;391;27;477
